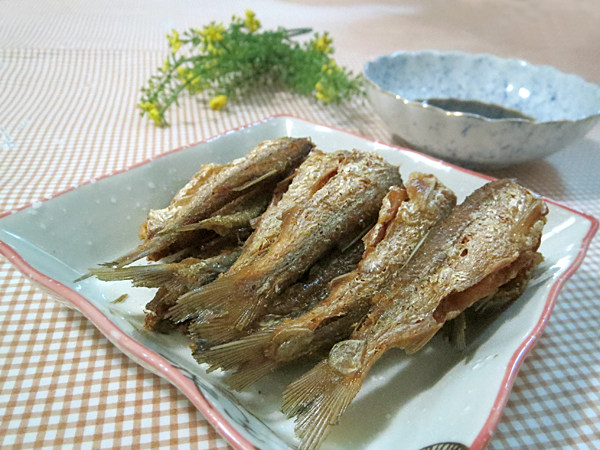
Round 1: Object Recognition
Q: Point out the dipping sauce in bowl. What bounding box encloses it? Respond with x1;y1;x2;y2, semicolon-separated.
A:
365;51;600;168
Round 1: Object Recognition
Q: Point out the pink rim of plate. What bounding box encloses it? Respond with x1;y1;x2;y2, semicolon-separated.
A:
0;114;598;450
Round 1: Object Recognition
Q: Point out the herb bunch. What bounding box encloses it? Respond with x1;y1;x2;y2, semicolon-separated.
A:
139;10;364;126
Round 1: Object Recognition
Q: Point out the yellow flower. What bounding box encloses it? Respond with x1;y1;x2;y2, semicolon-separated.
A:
202;22;225;42
209;94;227;110
315;32;332;53
139;101;163;125
162;58;170;73
148;107;162;126
321;59;338;75
244;9;260;33
167;30;181;54
315;81;333;103
177;66;187;79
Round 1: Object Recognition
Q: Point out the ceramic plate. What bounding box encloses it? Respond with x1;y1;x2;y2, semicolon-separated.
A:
0;115;597;450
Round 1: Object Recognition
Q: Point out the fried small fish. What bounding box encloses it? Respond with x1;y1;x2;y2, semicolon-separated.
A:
281;179;547;450
226;149;349;276
167;150;402;333
90;248;241;330
106;137;314;267
191;241;365;384
178;149;352;343
198;173;456;389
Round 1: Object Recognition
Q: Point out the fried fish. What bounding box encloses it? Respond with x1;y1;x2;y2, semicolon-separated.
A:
106;137;314;267
281;179;547;449
191;241;365;383
178;149;352;343
198;173;456;389
167;150;402;335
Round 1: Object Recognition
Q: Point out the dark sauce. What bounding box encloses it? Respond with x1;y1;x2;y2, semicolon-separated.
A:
416;98;534;121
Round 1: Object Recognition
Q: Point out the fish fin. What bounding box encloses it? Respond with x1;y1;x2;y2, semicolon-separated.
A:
227;358;279;391
445;312;467;351
230;299;263;330
282;360;363;450
186;311;227;335
167;269;262;329
195;330;272;371
166;276;235;323
188;315;243;346
231;168;278;192
89;265;173;288
101;238;167;268
73;272;93;282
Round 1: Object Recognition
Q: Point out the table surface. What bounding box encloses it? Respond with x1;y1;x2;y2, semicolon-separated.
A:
1;0;599;448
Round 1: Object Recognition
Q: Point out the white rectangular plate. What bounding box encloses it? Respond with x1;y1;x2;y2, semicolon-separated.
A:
0;115;597;450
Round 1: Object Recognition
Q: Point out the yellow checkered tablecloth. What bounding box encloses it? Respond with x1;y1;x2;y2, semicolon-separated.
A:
1;1;599;448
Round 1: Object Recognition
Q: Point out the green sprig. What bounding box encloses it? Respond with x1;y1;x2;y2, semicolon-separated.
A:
138;10;364;126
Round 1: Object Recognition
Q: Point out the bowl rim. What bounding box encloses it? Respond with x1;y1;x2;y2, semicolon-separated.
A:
363;49;600;125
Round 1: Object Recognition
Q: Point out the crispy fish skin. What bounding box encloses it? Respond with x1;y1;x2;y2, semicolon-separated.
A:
198;173;456;388
178;150;352;343
192;242;365;381
108;137;314;267
269;173;457;351
168;150;402;331
281;179;547;450
141;163;223;240
266;242;366;321
228;150;349;274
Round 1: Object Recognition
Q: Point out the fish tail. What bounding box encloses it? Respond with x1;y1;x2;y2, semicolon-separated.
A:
195;330;272;371
165;275;236;323
188;315;244;346
168;269;264;330
227;358;279;391
282;360;363;449
101;237;168;268
230;299;263;330
89;265;173;288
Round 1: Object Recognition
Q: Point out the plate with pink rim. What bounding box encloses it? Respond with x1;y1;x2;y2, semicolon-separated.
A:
0;115;597;449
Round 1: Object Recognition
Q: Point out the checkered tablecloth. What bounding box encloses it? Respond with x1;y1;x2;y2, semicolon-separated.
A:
1;1;599;448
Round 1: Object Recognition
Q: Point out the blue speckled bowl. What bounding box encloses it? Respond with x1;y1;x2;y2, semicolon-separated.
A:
364;51;600;167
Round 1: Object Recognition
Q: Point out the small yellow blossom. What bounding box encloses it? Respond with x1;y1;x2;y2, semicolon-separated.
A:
315;33;332;53
244;9;260;33
167;30;181;54
321;59;339;75
209;94;227;110
202;22;225;42
139;101;163;126
177;66;187;78
162;58;170;73
148;108;162;126
315;81;333;103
